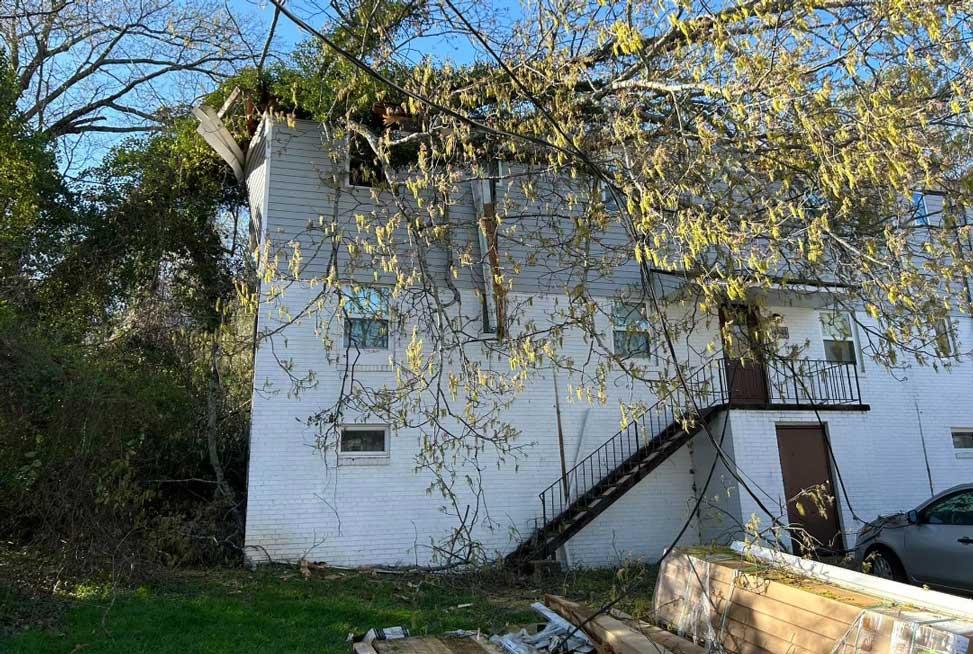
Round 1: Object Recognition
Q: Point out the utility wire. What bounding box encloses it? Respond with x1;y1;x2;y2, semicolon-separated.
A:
267;0;581;160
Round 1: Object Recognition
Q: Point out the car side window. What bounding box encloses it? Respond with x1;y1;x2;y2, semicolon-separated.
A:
923;490;973;526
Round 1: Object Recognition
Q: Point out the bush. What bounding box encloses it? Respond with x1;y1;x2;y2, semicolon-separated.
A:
0;303;249;573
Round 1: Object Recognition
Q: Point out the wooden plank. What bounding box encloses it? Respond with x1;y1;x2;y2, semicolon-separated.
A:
218;86;242;119
373;638;499;654
706;574;861;641
656;549;973;654
724;591;849;644
636;625;706;654
721;615;820;654
653;551;862;654
609;610;706;654
545;595;675;654
731;541;973;621
655;551;865;637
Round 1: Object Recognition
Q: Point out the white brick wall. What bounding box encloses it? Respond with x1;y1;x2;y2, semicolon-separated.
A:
243;120;973;567
244;281;708;566
695;304;973;550
245;276;973;566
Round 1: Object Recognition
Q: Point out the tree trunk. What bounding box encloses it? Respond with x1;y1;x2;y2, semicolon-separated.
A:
207;334;243;532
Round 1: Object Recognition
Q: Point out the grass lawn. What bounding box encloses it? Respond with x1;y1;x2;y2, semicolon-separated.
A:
0;551;658;654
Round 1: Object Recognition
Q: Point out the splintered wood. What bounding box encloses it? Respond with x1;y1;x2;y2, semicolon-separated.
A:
653;549;973;654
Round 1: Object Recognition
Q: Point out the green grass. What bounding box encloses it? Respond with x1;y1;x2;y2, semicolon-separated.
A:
0;559;657;654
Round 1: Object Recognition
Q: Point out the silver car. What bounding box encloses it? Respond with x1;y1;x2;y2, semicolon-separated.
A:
854;483;973;594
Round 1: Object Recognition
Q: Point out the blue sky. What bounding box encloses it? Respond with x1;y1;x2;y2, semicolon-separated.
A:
57;0;519;173
229;0;520;67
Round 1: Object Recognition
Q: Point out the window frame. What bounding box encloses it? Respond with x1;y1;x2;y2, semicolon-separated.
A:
951;429;973;459
819;310;861;370
933;316;957;358
911;190;945;227
611;300;656;362
600;179;621;214
338;424;391;462
341;285;391;351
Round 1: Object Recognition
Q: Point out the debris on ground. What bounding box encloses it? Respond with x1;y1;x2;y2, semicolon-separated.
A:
351;543;973;654
545;594;701;654
490;602;594;654
350;626;411;644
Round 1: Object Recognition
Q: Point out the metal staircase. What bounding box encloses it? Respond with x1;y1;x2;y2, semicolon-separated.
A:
505;357;865;564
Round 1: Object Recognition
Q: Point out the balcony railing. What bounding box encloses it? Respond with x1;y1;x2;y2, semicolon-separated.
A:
536;357;863;526
764;358;862;406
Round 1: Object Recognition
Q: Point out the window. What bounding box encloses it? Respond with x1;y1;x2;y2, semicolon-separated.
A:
911;190;944;227
600;180;621;213
820;312;857;365
613;301;654;359
339;426;389;457
348;133;382;187
952;430;973;458
922;490;973;526
933;318;954;357
343;286;389;350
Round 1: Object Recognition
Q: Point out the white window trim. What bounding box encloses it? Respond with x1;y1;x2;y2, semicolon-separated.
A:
341;284;391;352
911;189;945;228
600;179;621;213
951;428;973;460
611;299;658;364
338;424;391;465
818;310;864;373
933;316;958;359
912;191;930;226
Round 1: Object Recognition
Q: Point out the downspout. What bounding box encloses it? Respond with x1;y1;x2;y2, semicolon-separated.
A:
557;407;590;567
471;163;505;337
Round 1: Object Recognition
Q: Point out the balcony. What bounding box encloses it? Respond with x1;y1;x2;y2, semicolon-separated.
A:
686;357;867;410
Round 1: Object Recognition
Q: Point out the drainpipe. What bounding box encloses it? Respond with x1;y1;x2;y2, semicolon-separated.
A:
557;408;590;567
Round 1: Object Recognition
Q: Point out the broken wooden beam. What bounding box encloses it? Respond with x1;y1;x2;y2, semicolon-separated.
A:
544;594;703;654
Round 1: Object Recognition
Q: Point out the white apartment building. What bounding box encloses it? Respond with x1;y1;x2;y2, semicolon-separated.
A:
238;117;973;568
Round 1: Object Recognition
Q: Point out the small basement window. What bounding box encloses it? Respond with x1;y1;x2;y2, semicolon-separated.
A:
612;301;654;359
342;285;390;350
339;426;389;457
820;311;857;365
952;430;973;459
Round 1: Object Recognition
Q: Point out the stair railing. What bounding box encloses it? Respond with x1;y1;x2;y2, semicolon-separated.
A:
538;360;728;526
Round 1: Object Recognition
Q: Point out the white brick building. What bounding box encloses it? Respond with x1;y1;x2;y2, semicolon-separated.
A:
240;117;973;568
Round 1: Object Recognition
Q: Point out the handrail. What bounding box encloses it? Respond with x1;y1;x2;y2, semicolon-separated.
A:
538;360;727;526
535;358;862;528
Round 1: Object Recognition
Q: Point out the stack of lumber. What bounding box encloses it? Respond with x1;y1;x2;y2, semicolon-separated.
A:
653;548;973;654
545;594;704;654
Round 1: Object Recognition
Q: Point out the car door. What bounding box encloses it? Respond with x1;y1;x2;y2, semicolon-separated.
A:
903;489;973;590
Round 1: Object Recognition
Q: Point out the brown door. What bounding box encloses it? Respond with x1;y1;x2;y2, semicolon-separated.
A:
720;305;768;405
776;425;843;556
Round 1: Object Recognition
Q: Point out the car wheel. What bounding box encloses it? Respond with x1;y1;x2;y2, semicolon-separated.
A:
864;548;906;582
